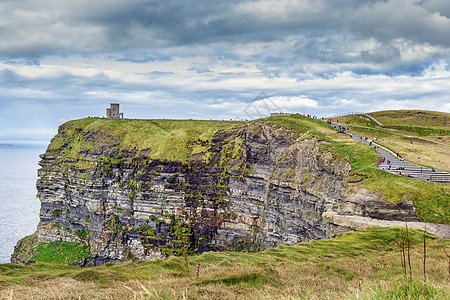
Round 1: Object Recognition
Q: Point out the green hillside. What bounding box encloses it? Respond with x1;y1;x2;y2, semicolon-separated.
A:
331;110;449;132
370;110;450;131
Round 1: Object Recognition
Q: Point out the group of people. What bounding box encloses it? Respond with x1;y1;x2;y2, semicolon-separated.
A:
334;119;349;125
326;118;349;125
326;119;423;178
379;156;407;172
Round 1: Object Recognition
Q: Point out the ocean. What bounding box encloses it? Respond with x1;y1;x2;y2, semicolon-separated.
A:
0;144;46;263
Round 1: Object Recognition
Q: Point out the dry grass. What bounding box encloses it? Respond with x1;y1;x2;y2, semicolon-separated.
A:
2;248;447;299
1;228;449;299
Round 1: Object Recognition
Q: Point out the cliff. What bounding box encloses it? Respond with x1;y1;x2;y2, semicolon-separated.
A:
11;116;449;265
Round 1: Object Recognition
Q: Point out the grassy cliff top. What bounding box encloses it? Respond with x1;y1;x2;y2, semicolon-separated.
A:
45;114;449;224
48;118;242;162
46;115;331;162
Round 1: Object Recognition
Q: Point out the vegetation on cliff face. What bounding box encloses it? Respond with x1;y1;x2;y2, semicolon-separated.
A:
21;112;446;267
44;114;448;225
31;241;90;265
12;232;90;265
1;227;449;299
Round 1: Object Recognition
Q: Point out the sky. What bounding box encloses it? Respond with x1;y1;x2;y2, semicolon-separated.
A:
0;0;449;143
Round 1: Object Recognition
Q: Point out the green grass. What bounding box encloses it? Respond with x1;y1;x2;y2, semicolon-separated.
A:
30;241;90;265
48;118;241;162
330;110;450;138
330;110;450;132
370;110;450;130
0;263;77;287
257;115;311;136
194;270;268;288
355;278;448;300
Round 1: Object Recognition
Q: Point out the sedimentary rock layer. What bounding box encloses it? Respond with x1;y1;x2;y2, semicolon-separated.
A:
12;118;425;265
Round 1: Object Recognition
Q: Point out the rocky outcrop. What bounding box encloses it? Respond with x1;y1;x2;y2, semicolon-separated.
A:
12;119;434;266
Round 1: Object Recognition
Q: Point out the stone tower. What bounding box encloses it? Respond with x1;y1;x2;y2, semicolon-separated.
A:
106;103;123;119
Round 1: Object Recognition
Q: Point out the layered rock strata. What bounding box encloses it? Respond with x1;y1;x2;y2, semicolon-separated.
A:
12;119;424;265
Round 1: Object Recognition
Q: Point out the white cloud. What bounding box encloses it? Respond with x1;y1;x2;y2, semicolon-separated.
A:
269;96;318;109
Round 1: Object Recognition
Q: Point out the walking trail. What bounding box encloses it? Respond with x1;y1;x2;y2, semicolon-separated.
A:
327;120;450;184
320;119;450;238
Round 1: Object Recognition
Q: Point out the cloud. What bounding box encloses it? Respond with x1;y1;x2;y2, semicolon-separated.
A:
0;0;449;141
0;1;448;62
269;96;318;109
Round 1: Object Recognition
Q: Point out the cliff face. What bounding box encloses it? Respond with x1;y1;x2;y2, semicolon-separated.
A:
12;118;420;265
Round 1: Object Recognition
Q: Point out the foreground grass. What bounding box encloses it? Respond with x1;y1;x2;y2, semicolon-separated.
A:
0;227;448;299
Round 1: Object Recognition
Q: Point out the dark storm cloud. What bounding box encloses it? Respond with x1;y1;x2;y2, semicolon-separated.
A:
1;0;449;63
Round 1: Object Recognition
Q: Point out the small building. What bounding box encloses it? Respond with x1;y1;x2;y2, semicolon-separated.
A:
106;103;123;119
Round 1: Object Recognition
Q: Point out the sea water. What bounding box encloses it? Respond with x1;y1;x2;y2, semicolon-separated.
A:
0;144;46;263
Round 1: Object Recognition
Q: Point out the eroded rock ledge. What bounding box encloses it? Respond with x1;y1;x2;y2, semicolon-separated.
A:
12;119;434;266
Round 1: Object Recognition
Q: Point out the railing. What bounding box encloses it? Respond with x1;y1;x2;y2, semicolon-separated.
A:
328;112;364;118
